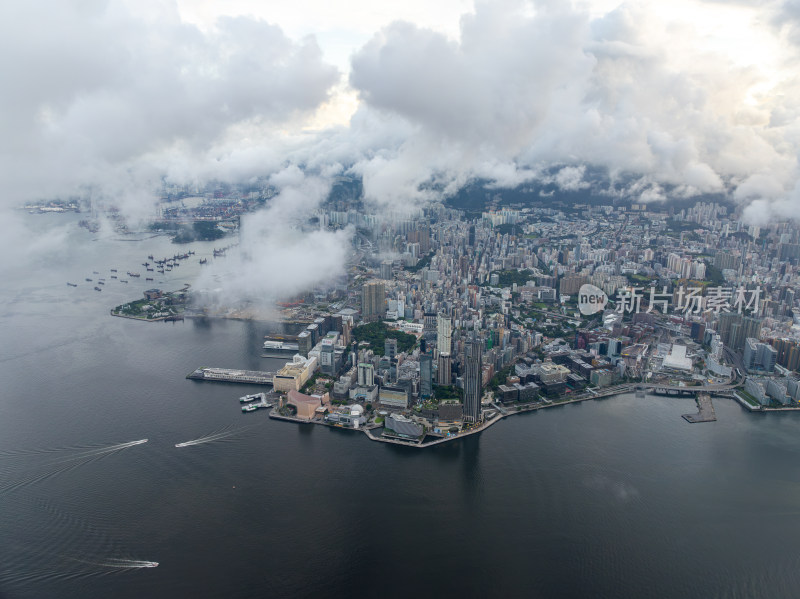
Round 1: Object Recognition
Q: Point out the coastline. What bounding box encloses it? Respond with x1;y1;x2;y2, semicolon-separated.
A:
265;384;800;449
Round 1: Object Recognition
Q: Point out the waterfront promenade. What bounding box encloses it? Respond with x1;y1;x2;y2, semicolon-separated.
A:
261;380;800;449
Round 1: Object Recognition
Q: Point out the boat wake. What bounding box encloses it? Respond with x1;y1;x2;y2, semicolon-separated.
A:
175;425;251;448
99;558;159;569
0;439;149;496
48;439;149;465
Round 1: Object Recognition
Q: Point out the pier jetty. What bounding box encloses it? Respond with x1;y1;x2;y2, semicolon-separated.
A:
187;367;274;385
682;393;717;423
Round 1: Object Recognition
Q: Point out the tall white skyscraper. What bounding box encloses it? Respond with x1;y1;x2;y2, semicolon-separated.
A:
436;313;452;355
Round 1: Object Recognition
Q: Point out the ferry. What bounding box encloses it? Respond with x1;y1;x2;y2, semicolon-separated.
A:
239;393;264;403
242;404;258;412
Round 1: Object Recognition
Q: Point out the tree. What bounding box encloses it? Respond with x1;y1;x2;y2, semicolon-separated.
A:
351;321;417;355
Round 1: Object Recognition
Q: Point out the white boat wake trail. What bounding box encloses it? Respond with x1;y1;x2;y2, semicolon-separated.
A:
0;439;149;496
99;558;159;569
48;439;149;465
175;425;252;448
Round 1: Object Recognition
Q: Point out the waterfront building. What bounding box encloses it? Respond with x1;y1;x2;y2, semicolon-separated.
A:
273;355;318;393
463;340;483;423
385;413;423;438
744;378;769;406
437;400;463;422
590;368;616;387
297;330;313;356
286;389;323;420
325;405;367;428
498;384;518;403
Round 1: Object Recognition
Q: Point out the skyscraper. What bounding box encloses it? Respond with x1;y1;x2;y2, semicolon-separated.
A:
380;260;393;280
463;340;483;423
437;352;452;385
361;281;386;322
420;354;433;398
741;317;763;346
436;312;452;355
385;338;397;362
358;363;375;387
717;312;742;349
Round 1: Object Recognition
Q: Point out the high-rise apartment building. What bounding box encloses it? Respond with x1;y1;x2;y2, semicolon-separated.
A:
361;281;385;322
436;313;452;355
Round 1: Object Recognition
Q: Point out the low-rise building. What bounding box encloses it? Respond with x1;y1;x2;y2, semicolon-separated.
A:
273;354;318;392
437;400;463;421
385;413;423;438
325;405;367;428
286;389;322;420
379;386;409;409
534;362;570;384
590;368;616;388
498;384;519;403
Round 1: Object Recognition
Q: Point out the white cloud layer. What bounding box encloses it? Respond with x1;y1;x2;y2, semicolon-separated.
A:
7;0;800;299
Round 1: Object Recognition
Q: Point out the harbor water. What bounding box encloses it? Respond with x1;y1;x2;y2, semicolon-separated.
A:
4;214;800;598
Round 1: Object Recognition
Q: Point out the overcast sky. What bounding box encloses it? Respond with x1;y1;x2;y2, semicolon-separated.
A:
4;0;800;295
4;0;800;220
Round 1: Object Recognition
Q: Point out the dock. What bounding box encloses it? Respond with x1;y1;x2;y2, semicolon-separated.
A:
187;367;274;385
682;393;717;423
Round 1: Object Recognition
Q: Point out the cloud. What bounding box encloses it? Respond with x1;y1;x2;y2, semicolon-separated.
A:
9;0;800;307
192;170;353;312
0;1;339;221
345;0;799;216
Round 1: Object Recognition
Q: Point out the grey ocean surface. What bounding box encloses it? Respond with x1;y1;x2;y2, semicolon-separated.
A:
3;214;800;598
